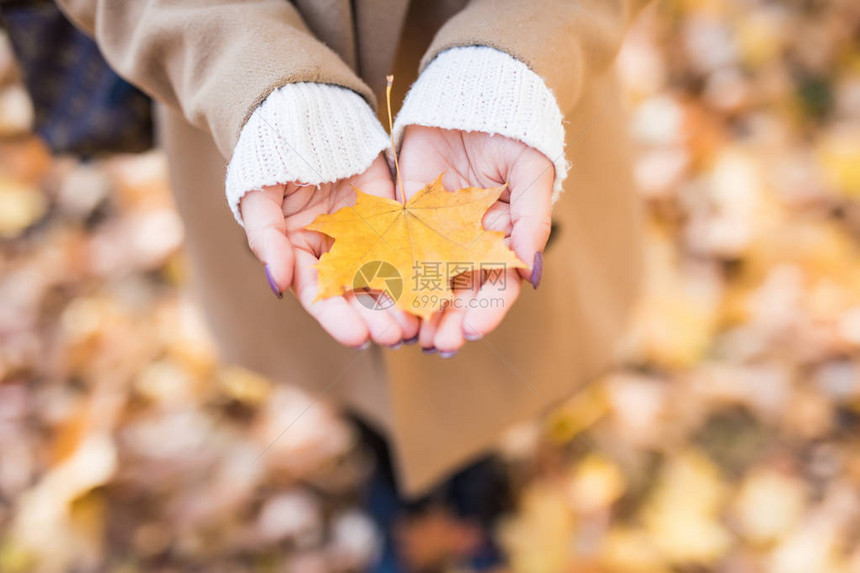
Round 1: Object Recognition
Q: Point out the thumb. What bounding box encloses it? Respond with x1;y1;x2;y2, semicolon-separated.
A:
508;157;554;287
240;185;295;297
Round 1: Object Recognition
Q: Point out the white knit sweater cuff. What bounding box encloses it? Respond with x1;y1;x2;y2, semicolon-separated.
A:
391;46;569;204
225;83;390;226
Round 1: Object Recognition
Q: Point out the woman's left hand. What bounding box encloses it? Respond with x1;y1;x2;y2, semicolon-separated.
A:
398;126;554;355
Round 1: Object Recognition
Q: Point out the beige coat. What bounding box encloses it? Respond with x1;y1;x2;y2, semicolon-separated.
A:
58;0;647;495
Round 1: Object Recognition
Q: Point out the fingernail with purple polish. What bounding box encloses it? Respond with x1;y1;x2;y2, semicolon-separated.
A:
464;332;483;342
439;350;457;359
354;340;371;351
404;335;420;345
388;341;403;350
422;346;437;355
529;252;543;289
265;264;283;299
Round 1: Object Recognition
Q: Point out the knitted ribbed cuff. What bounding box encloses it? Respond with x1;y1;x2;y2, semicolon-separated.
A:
225;83;390;226
391;46;569;204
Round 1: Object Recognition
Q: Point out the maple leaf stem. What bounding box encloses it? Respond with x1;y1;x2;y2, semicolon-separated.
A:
386;75;407;205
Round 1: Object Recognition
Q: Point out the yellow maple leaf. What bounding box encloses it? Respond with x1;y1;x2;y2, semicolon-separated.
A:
306;175;526;319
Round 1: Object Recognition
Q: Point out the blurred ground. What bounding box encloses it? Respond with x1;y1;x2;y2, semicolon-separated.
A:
2;1;860;572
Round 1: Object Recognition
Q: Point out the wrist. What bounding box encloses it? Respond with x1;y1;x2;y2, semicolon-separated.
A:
225;83;390;226
391;46;569;203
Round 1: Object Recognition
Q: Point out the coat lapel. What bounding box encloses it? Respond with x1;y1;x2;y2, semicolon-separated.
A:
294;0;359;71
354;0;410;95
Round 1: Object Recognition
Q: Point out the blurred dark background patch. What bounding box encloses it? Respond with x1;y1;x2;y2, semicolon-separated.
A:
0;0;152;156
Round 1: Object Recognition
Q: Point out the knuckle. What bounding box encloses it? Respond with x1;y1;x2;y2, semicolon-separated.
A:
246;225;283;259
246;233;264;259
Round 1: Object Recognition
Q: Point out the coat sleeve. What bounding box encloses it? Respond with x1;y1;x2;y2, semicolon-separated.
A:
420;0;650;114
55;0;377;158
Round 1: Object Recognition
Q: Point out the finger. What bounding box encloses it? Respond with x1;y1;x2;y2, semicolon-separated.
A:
386;304;420;344
419;310;442;353
293;249;369;348
434;309;465;355
352;279;419;344
482;201;512;236
462;269;521;339
434;276;480;355
241;186;295;293
508;158;554;283
348;291;403;347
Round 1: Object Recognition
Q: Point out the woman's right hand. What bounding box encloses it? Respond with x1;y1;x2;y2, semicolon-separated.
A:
239;154;419;349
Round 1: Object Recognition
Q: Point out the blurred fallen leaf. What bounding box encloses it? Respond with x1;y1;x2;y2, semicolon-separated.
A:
598;527;669;573
499;481;576;573
732;466;807;545
641;450;731;565
567;455;626;514
816;126;860;197
0;176;46;238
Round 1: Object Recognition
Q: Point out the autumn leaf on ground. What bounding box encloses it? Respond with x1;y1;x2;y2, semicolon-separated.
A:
306;175;526;319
